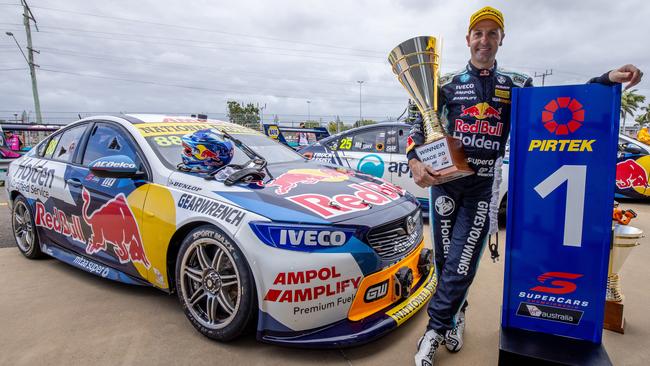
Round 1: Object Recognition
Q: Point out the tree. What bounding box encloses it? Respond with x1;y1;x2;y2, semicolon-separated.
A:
353;119;377;128
635;103;650;127
327;116;349;134
273;114;280;124
303;121;320;128
620;89;646;133
227;101;261;130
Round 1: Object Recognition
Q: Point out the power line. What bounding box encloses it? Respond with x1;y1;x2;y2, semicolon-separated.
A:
32;30;387;65
29;5;384;55
37;46;399;87
23;24;383;59
38;68;406;105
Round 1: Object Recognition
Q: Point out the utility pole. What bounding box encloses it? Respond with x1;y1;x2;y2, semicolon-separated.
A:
10;0;42;124
357;80;364;124
534;69;553;86
306;100;311;123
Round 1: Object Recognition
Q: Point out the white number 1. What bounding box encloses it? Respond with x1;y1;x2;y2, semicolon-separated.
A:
534;165;587;247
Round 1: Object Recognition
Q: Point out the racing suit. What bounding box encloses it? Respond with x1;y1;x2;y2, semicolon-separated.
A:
407;61;614;333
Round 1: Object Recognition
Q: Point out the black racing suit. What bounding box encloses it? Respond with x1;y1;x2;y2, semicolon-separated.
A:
407;61;614;333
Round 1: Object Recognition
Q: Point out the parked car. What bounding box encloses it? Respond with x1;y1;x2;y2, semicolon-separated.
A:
300;122;510;216
263;123;330;150
5;115;434;347
615;134;650;199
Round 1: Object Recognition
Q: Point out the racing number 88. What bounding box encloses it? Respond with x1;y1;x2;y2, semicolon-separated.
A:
154;136;182;146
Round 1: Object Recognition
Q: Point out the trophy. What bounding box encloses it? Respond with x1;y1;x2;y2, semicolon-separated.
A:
388;36;473;183
604;223;643;333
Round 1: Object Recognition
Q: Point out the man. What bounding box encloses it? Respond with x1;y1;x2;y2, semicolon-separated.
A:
411;6;643;366
4;131;23;151
298;122;309;147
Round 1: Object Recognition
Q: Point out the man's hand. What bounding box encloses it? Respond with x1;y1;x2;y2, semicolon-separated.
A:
409;159;441;188
609;64;644;90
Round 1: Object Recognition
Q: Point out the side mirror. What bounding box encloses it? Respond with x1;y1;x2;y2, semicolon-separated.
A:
623;144;644;155
89;155;141;178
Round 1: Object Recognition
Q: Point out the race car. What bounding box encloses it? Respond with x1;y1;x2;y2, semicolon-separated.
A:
299;122;510;216
5;115;434;347
616;134;650;199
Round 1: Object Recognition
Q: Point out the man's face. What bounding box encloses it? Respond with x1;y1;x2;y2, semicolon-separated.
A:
466;19;504;67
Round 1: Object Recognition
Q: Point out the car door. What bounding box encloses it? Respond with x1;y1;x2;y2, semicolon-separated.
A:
75;121;152;280
388;124;429;209
337;126;390;179
27;123;90;252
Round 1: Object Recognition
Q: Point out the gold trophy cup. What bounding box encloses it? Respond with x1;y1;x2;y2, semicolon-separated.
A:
604;224;643;333
388;36;473;183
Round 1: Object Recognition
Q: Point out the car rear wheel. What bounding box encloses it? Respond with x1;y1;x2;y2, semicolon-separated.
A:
175;225;256;341
12;195;44;259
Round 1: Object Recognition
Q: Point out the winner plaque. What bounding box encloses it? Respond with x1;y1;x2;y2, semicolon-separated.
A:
389;36;473;183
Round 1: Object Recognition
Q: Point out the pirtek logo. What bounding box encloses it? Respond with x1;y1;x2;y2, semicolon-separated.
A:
542;97;584;135
530;272;583;295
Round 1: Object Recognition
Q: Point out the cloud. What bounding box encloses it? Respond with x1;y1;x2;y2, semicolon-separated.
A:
0;0;648;124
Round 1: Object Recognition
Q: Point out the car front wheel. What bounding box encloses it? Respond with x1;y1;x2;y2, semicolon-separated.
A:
175;225;256;341
12;195;44;259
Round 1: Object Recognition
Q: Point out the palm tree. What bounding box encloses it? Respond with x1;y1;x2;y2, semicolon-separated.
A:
620;89;646;133
636;104;650;127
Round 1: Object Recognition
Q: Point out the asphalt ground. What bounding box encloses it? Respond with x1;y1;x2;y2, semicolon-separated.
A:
1;189;649;365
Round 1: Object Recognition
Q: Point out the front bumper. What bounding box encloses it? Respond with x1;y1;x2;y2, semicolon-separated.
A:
257;242;437;348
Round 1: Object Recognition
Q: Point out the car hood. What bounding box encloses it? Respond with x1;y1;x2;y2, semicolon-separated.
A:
169;160;418;224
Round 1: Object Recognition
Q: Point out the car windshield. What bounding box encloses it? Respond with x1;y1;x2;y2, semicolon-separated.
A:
135;121;302;169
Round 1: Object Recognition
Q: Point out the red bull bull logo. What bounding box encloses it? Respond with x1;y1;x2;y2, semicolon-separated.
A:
267;168;354;195
82;187;150;268
542;97;584;135
616;159;649;190
459;102;501;120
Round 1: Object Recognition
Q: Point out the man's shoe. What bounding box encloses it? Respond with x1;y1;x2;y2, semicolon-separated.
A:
445;311;465;352
414;329;444;366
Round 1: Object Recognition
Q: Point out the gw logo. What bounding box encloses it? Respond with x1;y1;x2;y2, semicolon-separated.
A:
364;279;389;303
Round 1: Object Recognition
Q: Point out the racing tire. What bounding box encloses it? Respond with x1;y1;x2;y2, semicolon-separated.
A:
12;195;45;259
175;225;256;341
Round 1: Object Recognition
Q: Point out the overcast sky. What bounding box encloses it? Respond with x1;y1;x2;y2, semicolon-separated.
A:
1;0;649;125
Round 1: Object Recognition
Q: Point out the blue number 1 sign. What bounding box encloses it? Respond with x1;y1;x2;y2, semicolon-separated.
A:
502;84;621;344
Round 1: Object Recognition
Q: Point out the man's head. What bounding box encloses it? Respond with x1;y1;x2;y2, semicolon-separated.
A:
466;6;505;69
4;131;12;137
299;122;306;128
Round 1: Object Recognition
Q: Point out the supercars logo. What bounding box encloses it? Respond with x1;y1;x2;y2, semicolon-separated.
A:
530;272;582;295
542;97;584;135
616;158;650;195
267;168;353;195
82;187;150;268
459;102;501;120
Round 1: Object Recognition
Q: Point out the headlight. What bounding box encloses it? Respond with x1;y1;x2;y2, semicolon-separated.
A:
249;222;358;252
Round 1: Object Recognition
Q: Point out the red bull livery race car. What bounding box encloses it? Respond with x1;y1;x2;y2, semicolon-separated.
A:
6;115;434;347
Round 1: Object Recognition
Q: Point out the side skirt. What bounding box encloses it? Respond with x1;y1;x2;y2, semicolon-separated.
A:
41;242;151;286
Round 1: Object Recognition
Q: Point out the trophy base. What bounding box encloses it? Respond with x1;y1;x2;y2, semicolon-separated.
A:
498;327;612;366
603;298;625;334
415;135;474;184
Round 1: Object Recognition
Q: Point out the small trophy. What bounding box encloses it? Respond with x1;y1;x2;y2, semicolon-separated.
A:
604;223;643;333
388;36;473;183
